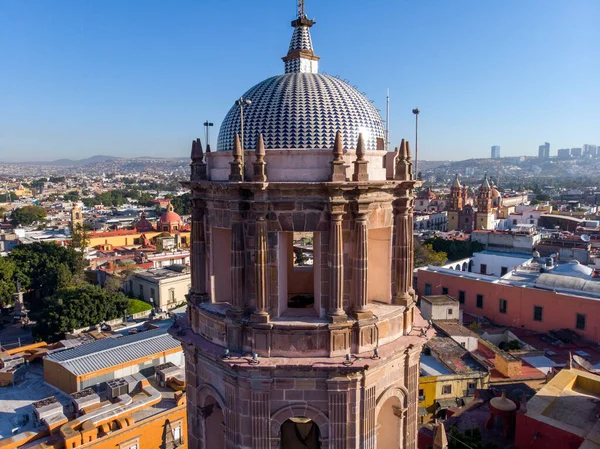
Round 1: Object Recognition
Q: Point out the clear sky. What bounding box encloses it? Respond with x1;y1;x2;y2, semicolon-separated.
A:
1;0;599;162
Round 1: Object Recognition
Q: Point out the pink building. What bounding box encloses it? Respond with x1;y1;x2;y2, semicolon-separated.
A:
417;256;600;343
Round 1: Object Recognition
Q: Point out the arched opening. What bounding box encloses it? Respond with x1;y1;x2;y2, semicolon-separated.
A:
455;264;460;270
377;396;403;449
280;417;321;449
462;262;468;271
203;395;225;449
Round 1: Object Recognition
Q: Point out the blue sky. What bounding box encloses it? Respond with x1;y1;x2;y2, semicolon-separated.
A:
1;0;599;162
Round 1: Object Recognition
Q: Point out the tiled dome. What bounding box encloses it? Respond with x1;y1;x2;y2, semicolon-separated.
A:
216;10;384;153
217;74;384;152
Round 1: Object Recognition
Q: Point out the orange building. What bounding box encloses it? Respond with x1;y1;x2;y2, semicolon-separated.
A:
0;378;187;449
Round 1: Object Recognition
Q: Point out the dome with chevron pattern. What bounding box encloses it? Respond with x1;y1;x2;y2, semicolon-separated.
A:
216;9;384;153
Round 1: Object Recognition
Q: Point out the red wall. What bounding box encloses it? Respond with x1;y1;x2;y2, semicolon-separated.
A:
417;269;600;342
515;413;583;449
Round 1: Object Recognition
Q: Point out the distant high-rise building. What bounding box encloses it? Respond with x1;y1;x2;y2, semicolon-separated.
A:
491;145;501;159
571;147;582;158
557;148;571;159
583;144;598;157
538;142;550;159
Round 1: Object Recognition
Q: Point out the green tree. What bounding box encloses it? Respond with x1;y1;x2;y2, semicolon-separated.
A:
414;238;447;267
0;257;17;306
8;242;85;315
11;205;47;226
32;284;129;342
71;223;90;250
425;237;485;261
171;193;190;215
0;192;18;202
63;191;80;202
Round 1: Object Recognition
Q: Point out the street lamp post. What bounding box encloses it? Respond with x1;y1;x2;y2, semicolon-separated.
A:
412;108;420;180
203;121;214;149
235;97;252;181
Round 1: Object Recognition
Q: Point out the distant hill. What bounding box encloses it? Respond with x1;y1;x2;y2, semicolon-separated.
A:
49;155;119;166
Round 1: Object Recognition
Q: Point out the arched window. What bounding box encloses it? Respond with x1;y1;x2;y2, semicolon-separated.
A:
280;418;321;449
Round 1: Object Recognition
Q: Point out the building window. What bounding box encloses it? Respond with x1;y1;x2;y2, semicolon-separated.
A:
150;288;155;302
476;294;483;309
425;283;432;295
576;313;586;330
119;438;139;449
480;264;487;274
458;291;465;304
139;285;144;300
419;389;425;401
467;382;476;395
500;267;508;276
533;306;543;322
442;287;448;295
442;385;452;395
172;424;182;444
447;308;453;316
512;219;517;225
499;299;507;314
169;289;175;303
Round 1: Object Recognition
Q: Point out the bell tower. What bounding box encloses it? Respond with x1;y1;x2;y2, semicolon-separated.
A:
447;174;462;231
173;3;430;448
475;174;494;230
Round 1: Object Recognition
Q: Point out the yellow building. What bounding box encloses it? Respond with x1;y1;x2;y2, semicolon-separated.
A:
419;336;490;422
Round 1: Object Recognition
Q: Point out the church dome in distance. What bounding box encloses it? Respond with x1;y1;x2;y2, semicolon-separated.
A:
216;11;385;153
160;204;182;225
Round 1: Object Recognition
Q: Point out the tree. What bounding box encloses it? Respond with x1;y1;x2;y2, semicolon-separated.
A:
171;193;190;215
8;242;85;315
0;257;17;306
425;237;485;261
71;223;90;250
32;284;129;342
0;192;18;202
414;238;447;267
11;205;47;226
63;191;80;202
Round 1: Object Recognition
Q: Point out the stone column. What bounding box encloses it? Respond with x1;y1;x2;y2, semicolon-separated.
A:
392;196;412;307
230;215;245;315
224;376;238;449
352;210;372;319
405;345;420;449
328;208;347;322
252;214;269;323
250;380;271;449
328;387;348;449
363;385;377;449
191;203;207;303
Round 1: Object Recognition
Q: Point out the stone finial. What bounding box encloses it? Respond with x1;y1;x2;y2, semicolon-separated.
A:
352;133;369;181
190;138;207;181
253;133;267;182
333;131;344;162
433;422;448;449
330;131;346;182
229;133;243;182
255;133;265;162
395;139;411;181
191;138;204;162
206;143;212;153
405;140;414;178
356;133;366;161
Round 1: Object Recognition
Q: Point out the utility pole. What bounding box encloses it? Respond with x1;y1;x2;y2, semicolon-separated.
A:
203;121;213;149
235;97;251;181
412;108;420;179
385;89;390;152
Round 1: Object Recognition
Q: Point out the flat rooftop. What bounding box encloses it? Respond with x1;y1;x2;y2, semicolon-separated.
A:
134;266;190;281
0;365;72;439
421;295;457;306
525;369;600;439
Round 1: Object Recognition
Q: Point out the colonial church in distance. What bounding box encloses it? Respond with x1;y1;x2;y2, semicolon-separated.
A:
172;4;431;448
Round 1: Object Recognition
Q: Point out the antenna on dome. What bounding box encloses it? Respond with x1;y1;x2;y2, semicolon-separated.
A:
298;0;304;19
385;89;390;152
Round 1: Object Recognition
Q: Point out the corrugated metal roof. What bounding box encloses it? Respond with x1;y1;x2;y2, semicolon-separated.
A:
46;328;181;376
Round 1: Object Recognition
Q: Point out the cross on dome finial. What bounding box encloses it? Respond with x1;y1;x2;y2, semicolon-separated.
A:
282;1;319;73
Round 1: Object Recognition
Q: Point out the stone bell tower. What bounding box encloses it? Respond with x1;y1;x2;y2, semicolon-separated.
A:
172;4;430;449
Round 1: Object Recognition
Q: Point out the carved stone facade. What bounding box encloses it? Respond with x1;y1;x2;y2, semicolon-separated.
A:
172;5;430;449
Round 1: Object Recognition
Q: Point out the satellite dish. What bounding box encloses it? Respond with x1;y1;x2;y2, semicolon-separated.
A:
581;234;591;242
573;354;599;373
